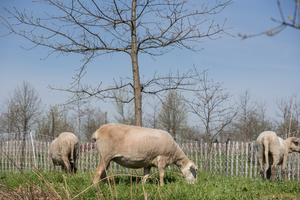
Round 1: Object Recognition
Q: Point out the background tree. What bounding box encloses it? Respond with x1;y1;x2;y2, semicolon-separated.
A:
0;100;19;139
292;97;300;137
112;90;135;125
69;93;90;139
256;99;272;133
157;91;188;139
179;125;202;140
0;81;42;167
81;106;107;140
35;105;75;140
234;89;257;142
185;72;238;172
186;72;239;143
143;96;159;129
275;95;299;138
1;0;233;126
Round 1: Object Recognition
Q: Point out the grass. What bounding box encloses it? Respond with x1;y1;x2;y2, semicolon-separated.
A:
1;167;300;200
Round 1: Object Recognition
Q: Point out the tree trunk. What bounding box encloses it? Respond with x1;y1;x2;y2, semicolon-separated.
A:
49;109;54;138
104;111;107;124
131;0;142;127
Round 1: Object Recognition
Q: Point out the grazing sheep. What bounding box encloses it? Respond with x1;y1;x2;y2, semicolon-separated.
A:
92;123;198;186
50;132;79;174
255;131;300;182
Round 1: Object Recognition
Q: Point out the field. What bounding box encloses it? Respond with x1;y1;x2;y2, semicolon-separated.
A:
1;168;300;200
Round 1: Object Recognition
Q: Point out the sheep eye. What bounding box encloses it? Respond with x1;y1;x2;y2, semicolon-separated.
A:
294;142;298;146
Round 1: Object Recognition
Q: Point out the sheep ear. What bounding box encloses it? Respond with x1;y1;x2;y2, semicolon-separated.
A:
190;165;196;172
292;138;299;145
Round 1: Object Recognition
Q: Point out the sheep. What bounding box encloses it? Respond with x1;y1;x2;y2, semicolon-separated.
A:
92;123;198;186
255;131;300;182
50;132;79;174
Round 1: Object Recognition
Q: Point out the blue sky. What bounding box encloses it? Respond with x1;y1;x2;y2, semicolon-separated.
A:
0;0;299;124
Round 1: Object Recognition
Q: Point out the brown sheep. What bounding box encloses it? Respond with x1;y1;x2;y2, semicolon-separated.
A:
255;131;300;182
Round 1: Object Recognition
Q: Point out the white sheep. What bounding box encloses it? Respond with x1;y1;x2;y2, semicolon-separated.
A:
50;132;79;174
92;123;198;186
255;131;300;182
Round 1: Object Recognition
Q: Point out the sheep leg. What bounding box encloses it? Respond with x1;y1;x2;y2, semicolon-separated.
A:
142;166;151;184
258;156;265;180
281;155;287;182
93;157;110;185
269;143;279;182
50;158;55;172
73;148;78;173
266;167;272;180
270;165;277;182
62;155;72;174
264;142;270;180
157;163;166;186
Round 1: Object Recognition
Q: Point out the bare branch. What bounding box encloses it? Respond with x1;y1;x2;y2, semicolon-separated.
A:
239;0;300;39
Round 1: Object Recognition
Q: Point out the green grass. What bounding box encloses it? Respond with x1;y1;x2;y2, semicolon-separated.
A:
1;168;300;200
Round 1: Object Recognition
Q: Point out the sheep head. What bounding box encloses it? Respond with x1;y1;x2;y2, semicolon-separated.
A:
285;137;300;153
181;161;198;184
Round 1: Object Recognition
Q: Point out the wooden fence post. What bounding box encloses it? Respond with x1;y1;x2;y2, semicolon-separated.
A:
200;139;203;171
195;142;198;167
245;142;248;178
81;142;84;173
288;154;291;181
226;141;230;175
292;153;295;181
85;143;89;172
236;142;239;176
219;142;222;175
241;142;244;177
2;141;4;171
6;141;9;171
254;146;257;178
204;142;207;172
191;142;194;166
48;142;50;171
231;141;234;176
298;153;300;181
213;143;217;174
249;142;253;178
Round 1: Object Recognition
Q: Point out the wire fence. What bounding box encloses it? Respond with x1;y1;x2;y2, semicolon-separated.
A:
0;134;300;182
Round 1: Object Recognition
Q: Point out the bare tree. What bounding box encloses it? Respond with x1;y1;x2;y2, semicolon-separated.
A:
35;104;75;140
230;95;274;142
1;0;233;126
186;72;239;143
0;81;42;167
68;93;90;139
275;95;299;138
185;72;238;172
157;90;188;139
0;100;19;139
143;96;159;129
49;109;54;138
293;97;300;136
112;89;135;125
235;89;257;142
256;98;274;133
81;106;107;140
239;0;300;39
